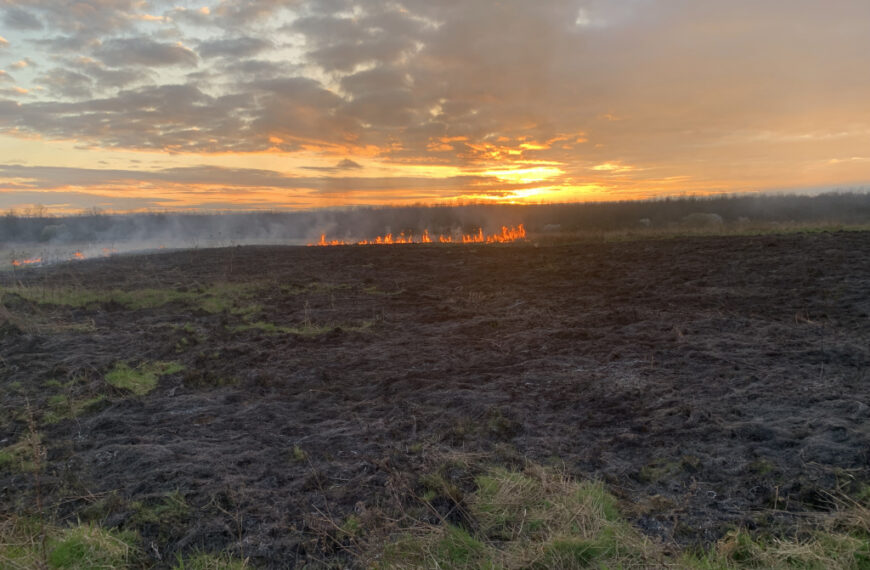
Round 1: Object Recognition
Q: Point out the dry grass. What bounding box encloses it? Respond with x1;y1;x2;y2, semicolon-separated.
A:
0;516;137;569
364;455;870;570
375;460;663;569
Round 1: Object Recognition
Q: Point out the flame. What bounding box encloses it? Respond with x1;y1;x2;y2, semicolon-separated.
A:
318;234;350;246
11;257;42;266
485;225;527;243
72;251;85;260
310;225;526;246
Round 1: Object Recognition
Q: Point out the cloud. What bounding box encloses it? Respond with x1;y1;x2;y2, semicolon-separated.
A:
0;35;8;48
0;164;488;196
0;189;167;211
164;7;212;27
69;57;147;90
198;37;273;59
291;11;423;72
0;86;28;97
94;37;198;68
302;158;365;172
337;158;363;169
2;6;43;30
212;0;298;27
31;35;99;52
10;58;36;70
0;84;221;149
4;0;140;37
218;59;297;81
0;70;14;83
1;0;869;204
33;68;93;98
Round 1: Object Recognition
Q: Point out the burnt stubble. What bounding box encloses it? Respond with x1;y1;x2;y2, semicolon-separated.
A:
2;230;869;565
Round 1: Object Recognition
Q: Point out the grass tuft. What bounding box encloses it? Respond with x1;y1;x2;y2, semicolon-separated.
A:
48;524;137;569
105;361;184;396
381;462;658;569
0;517;138;569
377;459;870;569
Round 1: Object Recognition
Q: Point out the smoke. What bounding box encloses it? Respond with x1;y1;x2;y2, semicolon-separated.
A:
2;190;869;264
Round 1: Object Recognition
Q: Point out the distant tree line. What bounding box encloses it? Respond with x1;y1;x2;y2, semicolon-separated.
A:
1;191;869;246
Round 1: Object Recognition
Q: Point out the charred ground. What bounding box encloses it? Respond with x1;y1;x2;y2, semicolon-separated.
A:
2;230;870;567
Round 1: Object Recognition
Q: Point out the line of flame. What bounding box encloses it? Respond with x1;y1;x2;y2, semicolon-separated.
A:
310;224;526;246
10;248;119;267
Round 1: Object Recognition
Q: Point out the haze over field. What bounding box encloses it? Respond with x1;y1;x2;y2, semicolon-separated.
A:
0;1;869;213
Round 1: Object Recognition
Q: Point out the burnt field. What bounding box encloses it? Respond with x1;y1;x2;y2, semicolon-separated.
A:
2;230;870;567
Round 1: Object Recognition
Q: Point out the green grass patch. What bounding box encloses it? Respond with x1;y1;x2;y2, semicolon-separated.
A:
0;517;138;569
42;394;106;425
0;433;41;473
377;460;870;569
709;526;870;569
382;525;489;569
130;490;191;543
0;449;15;470
290;445;308;462
48;524;138;569
383;463;655;568
106;361;184;396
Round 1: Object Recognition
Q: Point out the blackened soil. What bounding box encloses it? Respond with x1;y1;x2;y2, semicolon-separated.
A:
2;231;870;567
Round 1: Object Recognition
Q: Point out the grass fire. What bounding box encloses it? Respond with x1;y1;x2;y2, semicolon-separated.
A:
2;203;870;567
3;0;870;564
311;224;527;246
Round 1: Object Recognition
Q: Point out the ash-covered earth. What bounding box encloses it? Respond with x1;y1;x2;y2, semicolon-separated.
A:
2;230;869;566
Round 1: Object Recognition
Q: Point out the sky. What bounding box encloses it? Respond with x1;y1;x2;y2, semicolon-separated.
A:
0;0;869;213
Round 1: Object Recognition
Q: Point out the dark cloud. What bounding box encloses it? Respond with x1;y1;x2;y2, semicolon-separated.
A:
30;35;97;52
5;0;140;37
0;189;166;210
0;81;350;153
0;100;20;115
309;36;416;72
219;59;297;81
0;84;230;150
0;163;488;195
336;158;362;169
94;37;198;68
70;57;146;90
2;6;43;30
291;9;424;72
198;37;273;59
302;158;364;172
248;77;359;149
33;69;93;98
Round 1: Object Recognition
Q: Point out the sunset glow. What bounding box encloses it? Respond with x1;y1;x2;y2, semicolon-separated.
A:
0;1;868;213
